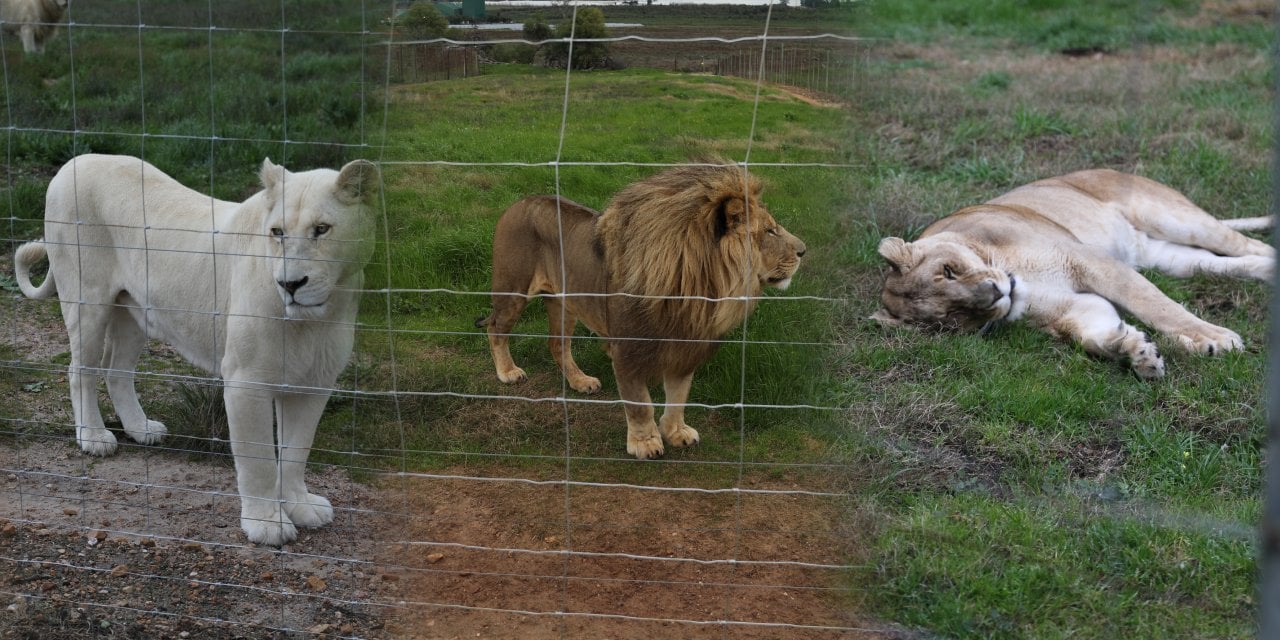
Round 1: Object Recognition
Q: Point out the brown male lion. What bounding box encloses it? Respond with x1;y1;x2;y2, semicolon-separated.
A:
478;164;807;459
872;169;1272;379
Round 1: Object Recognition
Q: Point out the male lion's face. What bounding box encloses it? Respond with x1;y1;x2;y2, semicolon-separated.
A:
260;159;379;319
871;236;1014;332
725;196;806;290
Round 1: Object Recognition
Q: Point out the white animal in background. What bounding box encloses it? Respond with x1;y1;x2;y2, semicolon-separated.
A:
1;0;68;54
13;153;380;546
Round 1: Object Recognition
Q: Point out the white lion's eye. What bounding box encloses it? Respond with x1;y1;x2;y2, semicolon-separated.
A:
943;265;956;280
270;227;284;238
314;223;332;237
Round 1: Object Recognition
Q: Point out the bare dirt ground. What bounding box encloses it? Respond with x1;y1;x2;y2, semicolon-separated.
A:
1;270;903;638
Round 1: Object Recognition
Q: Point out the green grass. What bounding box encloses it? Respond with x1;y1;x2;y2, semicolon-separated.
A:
840;2;1271;638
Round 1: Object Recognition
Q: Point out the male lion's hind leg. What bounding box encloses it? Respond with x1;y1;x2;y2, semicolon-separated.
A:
1044;293;1166;380
616;372;664;459
103;306;167;445
657;370;700;449
482;297;530;385
545;298;601;394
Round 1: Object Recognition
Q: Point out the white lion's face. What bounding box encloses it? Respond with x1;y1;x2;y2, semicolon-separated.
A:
260;159;378;319
872;235;1015;332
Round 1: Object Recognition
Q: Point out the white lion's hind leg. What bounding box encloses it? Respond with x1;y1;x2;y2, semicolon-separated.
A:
104;307;168;446
63;300;119;455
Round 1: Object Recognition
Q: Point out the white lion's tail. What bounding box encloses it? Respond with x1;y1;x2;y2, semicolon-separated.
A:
13;240;56;299
1223;216;1273;232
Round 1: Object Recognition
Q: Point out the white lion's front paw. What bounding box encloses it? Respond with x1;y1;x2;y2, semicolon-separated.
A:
284;492;334;529
124;419;168;445
241;501;298;547
77;426;119;456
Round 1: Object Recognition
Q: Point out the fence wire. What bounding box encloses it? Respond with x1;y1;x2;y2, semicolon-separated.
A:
0;1;875;638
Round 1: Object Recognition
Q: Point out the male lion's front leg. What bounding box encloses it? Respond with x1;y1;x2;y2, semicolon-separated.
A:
1040;292;1165;380
224;386;297;546
615;371;664;459
275;393;335;529
657;370;700;449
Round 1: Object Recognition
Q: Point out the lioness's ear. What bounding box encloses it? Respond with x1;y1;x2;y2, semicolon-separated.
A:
869;308;905;327
877;237;913;273
335;159;380;205
259;158;284;196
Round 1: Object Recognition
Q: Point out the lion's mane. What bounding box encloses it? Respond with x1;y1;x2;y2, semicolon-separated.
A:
595;163;768;339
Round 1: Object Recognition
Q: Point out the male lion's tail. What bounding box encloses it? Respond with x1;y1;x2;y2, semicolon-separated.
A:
13;240;56;299
1223;216;1273;232
474;314;492;329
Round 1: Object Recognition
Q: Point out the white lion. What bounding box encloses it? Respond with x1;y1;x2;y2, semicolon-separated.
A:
14;153;379;546
1;0;68;54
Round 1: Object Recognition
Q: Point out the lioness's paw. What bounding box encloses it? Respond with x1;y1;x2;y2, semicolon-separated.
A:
77;426;119;457
284;492;334;529
1175;326;1243;356
497;366;527;384
627;433;665;460
569;375;601;394
124;419;167;445
241;505;298;547
660;422;700;448
1127;340;1165;381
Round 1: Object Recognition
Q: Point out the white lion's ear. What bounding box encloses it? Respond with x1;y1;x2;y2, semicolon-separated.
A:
259;158;285;197
870;308;904;327
877;237;913;273
335;159;380;205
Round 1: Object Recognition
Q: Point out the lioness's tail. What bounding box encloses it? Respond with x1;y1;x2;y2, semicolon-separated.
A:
13;241;56;299
1223;216;1273;232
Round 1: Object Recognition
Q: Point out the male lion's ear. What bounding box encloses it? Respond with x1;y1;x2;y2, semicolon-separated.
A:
259;158;285;197
869;308;905;327
877;237;913;273
713;195;747;240
335;159;380;205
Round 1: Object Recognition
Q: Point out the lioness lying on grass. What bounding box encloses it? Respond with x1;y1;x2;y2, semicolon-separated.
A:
872;169;1271;379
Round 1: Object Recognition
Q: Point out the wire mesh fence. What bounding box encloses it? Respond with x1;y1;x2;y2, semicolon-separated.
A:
0;1;882;638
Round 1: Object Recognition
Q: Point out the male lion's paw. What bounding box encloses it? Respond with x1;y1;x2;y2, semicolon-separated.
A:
284;492;334;529
241;502;298;547
569;375;601;394
124;419;168;445
627;433;665;460
497;366;527;384
1175;325;1243;356
77;426;119;457
660;421;700;448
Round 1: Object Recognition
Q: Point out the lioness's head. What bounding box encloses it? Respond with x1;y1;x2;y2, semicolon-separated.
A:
260;158;380;319
871;235;1014;332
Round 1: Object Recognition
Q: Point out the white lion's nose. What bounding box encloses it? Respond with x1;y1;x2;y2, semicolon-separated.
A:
279;276;309;295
